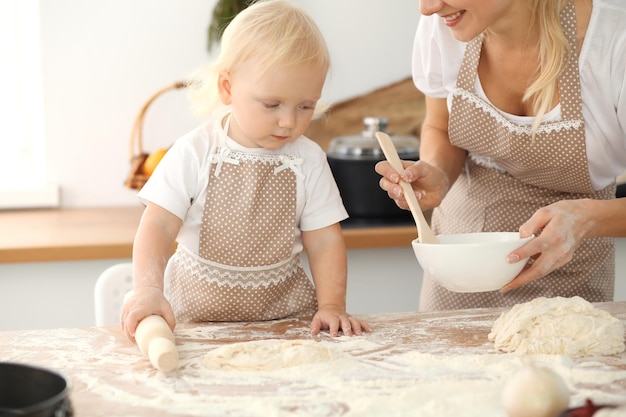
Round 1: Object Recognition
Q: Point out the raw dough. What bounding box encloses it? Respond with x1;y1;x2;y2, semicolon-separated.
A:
488;296;625;358
202;339;346;371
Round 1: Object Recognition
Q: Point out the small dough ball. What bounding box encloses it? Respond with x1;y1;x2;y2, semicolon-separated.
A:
502;363;570;417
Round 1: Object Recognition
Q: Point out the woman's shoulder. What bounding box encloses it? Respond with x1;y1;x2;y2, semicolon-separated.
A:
589;0;626;32
594;0;626;12
583;0;626;68
412;15;466;98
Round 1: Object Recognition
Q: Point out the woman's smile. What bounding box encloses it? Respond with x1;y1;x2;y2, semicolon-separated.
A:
442;10;465;26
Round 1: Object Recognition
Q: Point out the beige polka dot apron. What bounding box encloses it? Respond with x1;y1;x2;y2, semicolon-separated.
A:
420;1;616;311
168;145;317;322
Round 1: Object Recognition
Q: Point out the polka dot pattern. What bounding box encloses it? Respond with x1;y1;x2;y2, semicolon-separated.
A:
169;249;317;322
168;149;317;321
419;2;616;311
200;155;296;266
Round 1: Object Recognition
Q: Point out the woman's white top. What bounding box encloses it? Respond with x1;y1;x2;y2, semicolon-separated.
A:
138;113;348;256
412;0;626;190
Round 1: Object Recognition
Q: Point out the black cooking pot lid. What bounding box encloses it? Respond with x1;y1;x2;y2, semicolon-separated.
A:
328;135;420;159
0;362;72;417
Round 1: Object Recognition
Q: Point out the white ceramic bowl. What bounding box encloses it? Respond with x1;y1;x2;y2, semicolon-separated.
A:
412;232;534;293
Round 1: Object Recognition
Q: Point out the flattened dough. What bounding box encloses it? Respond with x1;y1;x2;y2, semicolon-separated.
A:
488;296;625;358
203;339;346;371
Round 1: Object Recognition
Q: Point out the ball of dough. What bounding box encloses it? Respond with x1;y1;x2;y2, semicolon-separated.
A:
502;363;570;417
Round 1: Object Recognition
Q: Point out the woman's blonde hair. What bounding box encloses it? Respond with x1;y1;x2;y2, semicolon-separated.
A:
189;0;330;117
525;0;572;135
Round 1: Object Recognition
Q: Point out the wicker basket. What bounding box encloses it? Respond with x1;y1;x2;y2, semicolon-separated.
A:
124;81;187;190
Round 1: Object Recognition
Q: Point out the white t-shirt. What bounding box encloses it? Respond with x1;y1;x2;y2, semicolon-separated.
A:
412;0;626;190
138;113;348;256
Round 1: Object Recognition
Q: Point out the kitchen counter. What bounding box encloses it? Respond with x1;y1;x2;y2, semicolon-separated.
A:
0;206;416;263
1;303;625;416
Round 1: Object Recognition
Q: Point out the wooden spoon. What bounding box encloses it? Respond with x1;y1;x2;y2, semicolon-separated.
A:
375;131;439;244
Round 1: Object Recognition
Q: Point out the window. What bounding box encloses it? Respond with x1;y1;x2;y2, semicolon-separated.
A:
0;0;58;209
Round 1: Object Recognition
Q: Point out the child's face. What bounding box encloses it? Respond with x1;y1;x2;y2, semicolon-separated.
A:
219;58;326;150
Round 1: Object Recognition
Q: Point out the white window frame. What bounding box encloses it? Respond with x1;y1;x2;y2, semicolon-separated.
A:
0;0;59;209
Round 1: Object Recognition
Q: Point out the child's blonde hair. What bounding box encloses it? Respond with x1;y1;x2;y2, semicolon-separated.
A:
189;0;331;117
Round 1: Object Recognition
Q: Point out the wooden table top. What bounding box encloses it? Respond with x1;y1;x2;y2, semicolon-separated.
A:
1;303;625;416
0;206;416;263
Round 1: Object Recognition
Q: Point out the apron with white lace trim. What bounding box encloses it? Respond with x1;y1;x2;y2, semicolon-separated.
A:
420;1;615;311
168;143;317;322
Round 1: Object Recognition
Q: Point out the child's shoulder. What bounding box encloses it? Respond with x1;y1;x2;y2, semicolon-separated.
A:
164;120;223;167
175;120;222;149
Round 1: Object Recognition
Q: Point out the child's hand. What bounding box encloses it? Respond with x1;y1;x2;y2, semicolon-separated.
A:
310;305;371;337
120;286;176;343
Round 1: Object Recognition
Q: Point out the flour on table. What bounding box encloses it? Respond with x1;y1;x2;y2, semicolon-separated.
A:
488;296;625;357
202;339;348;371
595;406;626;417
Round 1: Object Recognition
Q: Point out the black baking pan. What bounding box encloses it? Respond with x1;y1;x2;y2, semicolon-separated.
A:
0;362;72;417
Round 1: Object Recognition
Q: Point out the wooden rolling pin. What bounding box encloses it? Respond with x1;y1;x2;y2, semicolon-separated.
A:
124;292;179;372
135;315;179;372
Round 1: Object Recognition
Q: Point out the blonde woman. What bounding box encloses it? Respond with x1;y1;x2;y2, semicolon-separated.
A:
122;0;370;341
376;0;626;310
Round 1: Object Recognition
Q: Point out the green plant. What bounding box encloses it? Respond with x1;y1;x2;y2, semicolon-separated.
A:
207;0;250;52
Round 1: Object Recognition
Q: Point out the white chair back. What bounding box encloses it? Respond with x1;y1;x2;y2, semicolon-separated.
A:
94;263;133;327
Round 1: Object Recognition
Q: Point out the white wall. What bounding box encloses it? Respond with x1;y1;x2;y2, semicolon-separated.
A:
38;0;419;208
3;239;626;332
0;248;422;331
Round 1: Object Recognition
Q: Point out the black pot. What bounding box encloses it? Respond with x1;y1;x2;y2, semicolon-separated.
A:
617;182;626;198
327;117;420;219
0;363;72;417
